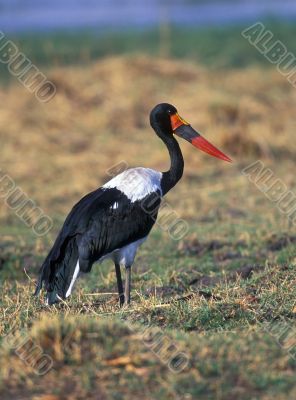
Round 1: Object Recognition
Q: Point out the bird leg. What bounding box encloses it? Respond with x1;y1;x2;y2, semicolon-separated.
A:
124;266;131;305
115;263;124;306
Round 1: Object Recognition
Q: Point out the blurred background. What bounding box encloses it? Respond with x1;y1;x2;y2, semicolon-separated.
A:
1;0;296;32
1;0;296;73
1;0;296;235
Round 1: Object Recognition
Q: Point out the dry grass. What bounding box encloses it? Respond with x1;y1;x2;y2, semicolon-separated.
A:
1;55;295;218
1;262;296;399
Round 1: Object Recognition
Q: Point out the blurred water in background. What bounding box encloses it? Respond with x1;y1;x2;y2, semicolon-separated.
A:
0;0;295;33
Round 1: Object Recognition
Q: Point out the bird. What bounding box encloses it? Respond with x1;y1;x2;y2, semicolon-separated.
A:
34;103;231;306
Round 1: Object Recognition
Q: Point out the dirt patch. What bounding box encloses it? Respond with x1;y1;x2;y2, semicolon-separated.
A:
178;233;296;262
178;237;247;257
265;233;296;251
214;252;244;262
189;264;263;288
0;256;7;270
225;208;247;219
178;238;228;256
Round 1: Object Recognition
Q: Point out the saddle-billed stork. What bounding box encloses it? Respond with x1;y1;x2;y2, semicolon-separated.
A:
35;103;231;306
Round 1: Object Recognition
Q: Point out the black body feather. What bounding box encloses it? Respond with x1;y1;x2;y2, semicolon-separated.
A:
35;187;161;302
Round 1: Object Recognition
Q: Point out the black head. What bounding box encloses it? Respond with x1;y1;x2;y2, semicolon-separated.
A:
149;103;232;162
150;103;178;134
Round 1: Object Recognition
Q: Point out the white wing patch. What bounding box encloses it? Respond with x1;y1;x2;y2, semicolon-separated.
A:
103;168;163;202
65;260;80;298
111;202;119;210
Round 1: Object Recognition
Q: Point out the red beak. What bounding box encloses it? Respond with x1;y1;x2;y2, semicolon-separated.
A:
170;113;232;163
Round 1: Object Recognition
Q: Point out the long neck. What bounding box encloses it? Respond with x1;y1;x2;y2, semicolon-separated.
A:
155;125;184;196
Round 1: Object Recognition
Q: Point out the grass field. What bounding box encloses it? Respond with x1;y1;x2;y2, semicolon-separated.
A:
0;24;296;399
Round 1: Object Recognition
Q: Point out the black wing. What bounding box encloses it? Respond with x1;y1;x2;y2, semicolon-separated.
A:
75;187;161;271
35;187;161;296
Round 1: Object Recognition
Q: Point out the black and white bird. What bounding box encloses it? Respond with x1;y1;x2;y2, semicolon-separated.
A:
35;103;231;306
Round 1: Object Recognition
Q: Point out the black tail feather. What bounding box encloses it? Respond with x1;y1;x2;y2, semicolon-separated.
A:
34;236;79;302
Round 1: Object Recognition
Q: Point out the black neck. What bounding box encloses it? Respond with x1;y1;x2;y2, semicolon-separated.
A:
154;125;184;196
